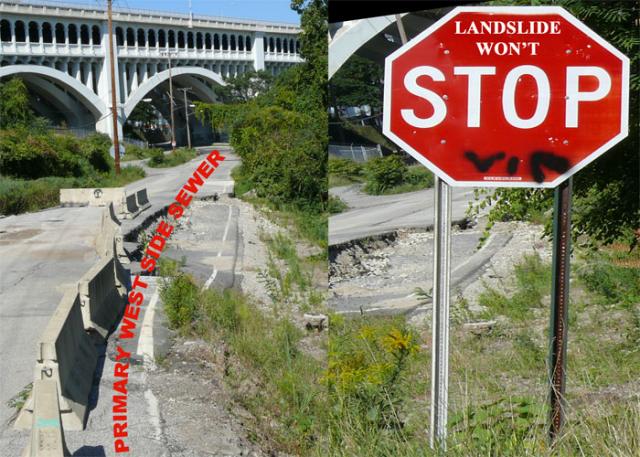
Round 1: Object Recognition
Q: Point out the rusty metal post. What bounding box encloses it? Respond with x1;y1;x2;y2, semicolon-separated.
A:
548;176;573;443
107;0;121;175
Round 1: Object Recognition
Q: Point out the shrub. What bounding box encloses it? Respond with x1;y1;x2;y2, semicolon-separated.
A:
328;157;363;178
328;195;348;214
403;165;434;188
122;143;150;161
80;133;112;172
363;155;406;194
0;128;114;179
0;165;145;216
148;148;166;166
0;176;75;215
161;274;200;330
147;148;196;168
230;105;326;206
326;317;420;436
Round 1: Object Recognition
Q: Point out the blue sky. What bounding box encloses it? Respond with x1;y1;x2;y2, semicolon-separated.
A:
60;0;300;24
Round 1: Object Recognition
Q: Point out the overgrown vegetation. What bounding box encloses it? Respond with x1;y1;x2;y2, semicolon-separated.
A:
323;247;640;456
328;156;434;195
478;253;551;321
161;228;328;454
327;316;422;455
0;78;145;215
0;167;145;215
577;244;640;308
328;195;348;214
121;143;154;161
328;157;364;187
196;0;328;248
147;147;197;168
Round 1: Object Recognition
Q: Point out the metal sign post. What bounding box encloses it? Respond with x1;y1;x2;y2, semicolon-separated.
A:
548;176;573;442
430;176;452;449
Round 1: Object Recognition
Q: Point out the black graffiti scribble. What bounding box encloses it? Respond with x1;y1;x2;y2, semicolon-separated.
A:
507;157;520;175
530;151;570;183
464;151;506;172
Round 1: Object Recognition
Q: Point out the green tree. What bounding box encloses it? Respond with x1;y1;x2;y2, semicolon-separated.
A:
475;0;640;246
330;55;383;109
214;70;274;103
127;101;156;126
291;0;328;108
196;0;328;245
0;78;34;129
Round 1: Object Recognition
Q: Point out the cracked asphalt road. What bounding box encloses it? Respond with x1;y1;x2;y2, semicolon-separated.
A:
0;145;239;455
329;183;478;245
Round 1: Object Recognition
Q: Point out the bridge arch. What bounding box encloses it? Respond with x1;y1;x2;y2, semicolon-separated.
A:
0;64;106;118
124;66;225;118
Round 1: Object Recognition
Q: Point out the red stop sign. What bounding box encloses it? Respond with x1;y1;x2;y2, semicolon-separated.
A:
383;6;629;188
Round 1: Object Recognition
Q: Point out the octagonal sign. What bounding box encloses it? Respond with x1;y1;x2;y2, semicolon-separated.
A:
383;6;630;188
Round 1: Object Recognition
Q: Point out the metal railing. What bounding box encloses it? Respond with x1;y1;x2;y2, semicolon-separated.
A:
1;0;300;28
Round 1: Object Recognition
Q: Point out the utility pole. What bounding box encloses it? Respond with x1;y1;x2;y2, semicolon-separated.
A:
161;51;177;152
107;0;120;174
179;87;192;149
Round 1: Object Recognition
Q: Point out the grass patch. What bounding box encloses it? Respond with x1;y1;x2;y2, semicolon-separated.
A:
6;382;33;412
577;247;640;308
0;166;145;215
147;148;197;168
328;195;348;214
259;231;325;314
478;253;551;321
120;143;153;161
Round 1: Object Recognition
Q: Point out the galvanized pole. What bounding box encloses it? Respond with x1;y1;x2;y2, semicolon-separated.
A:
548;176;573;443
430;177;452;450
393;14;453;450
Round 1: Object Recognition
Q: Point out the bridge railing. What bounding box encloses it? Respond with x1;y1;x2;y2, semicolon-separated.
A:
2;0;299;29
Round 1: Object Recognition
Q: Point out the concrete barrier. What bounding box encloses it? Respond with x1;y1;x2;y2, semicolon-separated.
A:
15;290;99;432
135;188;151;211
22;379;69;457
121;193;140;219
59;187;126;209
95;203;129;264
78;257;127;338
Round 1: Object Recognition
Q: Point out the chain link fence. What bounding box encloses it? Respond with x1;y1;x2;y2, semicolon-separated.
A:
329;144;383;162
